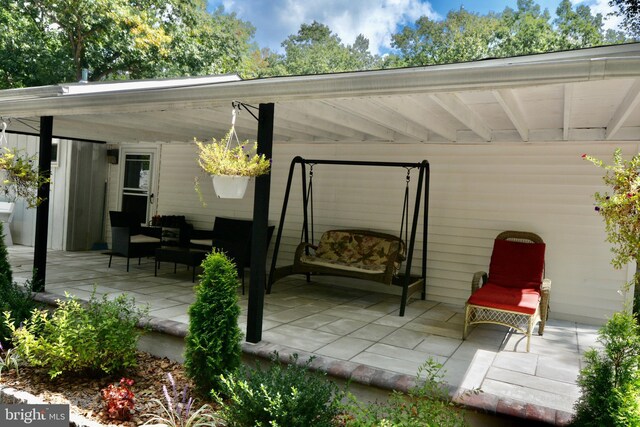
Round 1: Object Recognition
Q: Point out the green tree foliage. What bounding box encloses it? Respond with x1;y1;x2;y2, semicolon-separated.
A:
609;0;640;39
388;0;628;68
0;0;256;88
262;21;381;76
0;1;69;87
0;0;633;84
493;0;557;57
184;250;242;396
555;0;605;49
584;149;640;314
389;8;501;67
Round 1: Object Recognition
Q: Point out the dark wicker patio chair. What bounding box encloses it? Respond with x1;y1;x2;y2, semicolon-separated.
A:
108;210;161;272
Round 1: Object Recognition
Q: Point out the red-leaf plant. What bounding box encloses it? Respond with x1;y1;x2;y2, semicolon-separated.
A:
101;377;135;421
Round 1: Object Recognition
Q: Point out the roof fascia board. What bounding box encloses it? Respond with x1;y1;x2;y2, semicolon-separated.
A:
61;74;241;95
2;56;640;118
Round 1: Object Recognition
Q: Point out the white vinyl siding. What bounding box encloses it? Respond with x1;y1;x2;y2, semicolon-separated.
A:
108;139;635;326
3;133;69;249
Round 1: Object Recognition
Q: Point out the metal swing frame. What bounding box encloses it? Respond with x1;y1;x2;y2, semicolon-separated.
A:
267;156;430;316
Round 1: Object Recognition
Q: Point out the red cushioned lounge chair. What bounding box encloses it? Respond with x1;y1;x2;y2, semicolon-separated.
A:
463;231;551;352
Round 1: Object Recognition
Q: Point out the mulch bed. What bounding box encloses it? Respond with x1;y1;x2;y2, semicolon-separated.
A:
0;351;213;426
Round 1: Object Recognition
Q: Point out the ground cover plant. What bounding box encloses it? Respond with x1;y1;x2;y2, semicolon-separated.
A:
5;291;147;379
184;250;242;396
214;353;343;427
341;358;468;427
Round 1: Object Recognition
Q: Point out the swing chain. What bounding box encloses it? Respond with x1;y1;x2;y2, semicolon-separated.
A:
301;163;316;245
399;167;413;250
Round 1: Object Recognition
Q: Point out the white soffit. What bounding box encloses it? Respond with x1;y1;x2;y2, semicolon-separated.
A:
0;44;639;144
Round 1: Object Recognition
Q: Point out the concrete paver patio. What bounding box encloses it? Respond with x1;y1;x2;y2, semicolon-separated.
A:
7;246;601;425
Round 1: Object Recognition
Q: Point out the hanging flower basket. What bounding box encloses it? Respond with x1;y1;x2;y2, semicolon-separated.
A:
211;175;250;199
195;125;270;199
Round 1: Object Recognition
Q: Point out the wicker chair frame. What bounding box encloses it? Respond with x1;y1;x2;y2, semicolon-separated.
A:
463;231;551;352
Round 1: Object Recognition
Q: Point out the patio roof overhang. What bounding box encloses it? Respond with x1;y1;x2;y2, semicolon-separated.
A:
1;43;640;145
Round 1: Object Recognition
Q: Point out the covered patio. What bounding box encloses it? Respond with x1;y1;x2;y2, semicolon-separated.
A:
2;43;640;424
8;245;597;424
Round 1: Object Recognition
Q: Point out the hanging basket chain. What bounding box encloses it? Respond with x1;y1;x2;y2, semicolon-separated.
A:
0;121;7;146
225;106;242;151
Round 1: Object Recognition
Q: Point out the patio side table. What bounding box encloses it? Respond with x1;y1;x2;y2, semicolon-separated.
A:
154;247;208;282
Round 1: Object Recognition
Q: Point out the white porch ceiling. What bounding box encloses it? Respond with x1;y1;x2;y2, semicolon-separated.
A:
1;44;640;145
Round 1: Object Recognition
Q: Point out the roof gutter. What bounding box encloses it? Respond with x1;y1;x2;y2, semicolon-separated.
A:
0;56;639;118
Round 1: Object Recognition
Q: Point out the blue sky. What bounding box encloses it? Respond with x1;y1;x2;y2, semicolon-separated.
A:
208;0;620;55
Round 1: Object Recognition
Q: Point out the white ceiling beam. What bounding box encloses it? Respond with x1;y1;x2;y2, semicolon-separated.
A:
430;93;492;141
316;101;396;140
368;98;436;141
386;95;457;141
275;103;368;140
606;79;640;140
563;84;573;141
492;89;529;142
170;109;303;141
333;98;428;141
55;117;191;142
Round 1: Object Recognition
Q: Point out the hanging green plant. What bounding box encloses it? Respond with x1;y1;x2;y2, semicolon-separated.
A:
195;129;270;177
0;147;48;208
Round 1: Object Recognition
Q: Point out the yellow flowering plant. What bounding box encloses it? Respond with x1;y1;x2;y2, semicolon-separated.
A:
195;129;270;177
0;147;48;208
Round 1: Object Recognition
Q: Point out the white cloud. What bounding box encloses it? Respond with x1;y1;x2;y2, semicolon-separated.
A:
570;0;623;31
213;0;439;55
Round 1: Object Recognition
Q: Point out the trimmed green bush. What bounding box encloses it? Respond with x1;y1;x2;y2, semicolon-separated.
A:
6;292;146;379
184;249;242;396
342;359;468;427
0;221;36;346
572;311;640;426
214;354;343;427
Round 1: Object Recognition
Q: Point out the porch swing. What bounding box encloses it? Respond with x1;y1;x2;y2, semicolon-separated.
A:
267;156;430;316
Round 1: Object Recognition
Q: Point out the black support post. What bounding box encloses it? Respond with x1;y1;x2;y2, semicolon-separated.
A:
246;103;274;343
33;116;53;292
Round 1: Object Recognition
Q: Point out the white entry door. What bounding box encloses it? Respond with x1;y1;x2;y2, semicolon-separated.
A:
119;148;159;225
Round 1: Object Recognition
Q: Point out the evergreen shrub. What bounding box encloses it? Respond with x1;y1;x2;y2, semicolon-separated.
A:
573;311;640;426
184;249;242;396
